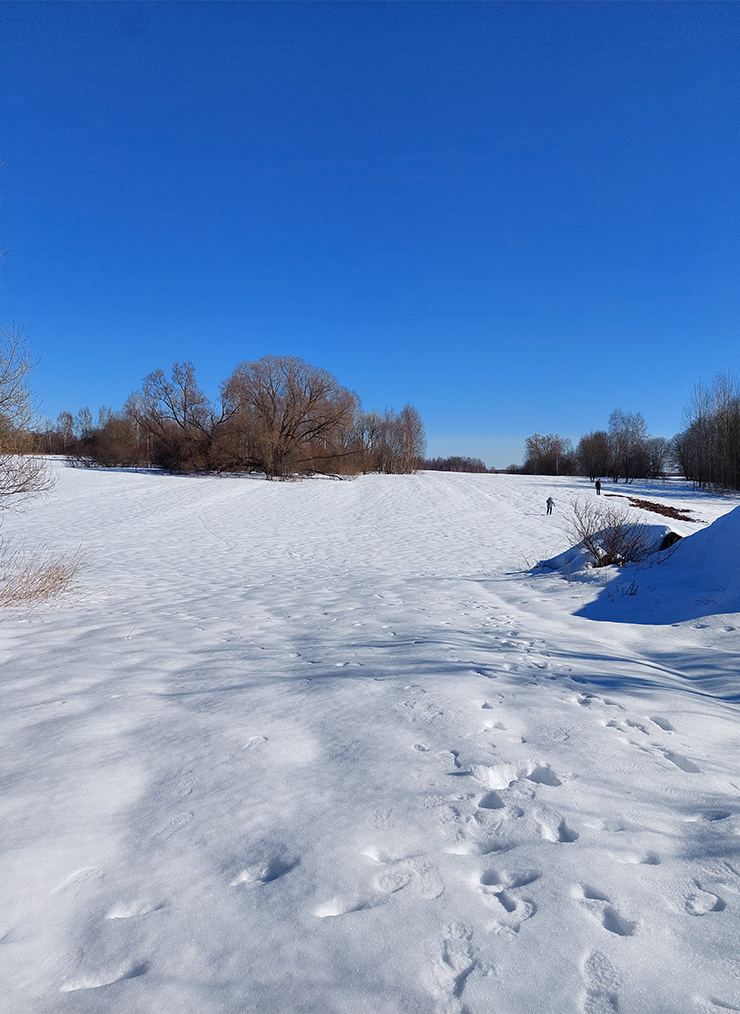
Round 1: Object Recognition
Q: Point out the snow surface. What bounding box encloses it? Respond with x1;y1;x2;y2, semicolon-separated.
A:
1;464;740;1014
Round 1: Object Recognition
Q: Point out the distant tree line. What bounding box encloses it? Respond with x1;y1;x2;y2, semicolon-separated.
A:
34;355;427;478
516;373;740;490
423;456;490;473
516;411;672;483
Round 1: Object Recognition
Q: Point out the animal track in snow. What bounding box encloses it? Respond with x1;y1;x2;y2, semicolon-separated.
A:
60;962;149;992
685;881;726;916
581;950;620;1014
576;885;637;936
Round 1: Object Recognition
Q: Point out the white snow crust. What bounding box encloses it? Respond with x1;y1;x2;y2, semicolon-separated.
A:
1;465;739;1013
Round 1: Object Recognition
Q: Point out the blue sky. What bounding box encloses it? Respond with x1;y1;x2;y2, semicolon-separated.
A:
1;1;738;467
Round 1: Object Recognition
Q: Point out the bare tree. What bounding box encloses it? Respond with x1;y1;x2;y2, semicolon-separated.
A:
575;430;611;481
608;409;648;483
223;355;358;477
0;324;54;511
55;411;74;453
523;433;574;475
126;361;233;472
398;404;427;472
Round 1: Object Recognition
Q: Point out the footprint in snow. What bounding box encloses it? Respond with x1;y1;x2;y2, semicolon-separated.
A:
685;881;726;916
650;716;674;732
106;900;165;920
659;748;700;774
539;811;579;843
575;885;637;937
150;811;194;843
432;923;477;1006
230;855;299;886
611;851;660;866
314;895;380;918
581;950;620;1014
526;764;562;787
60;962;149;993
52;868;104;896
484;891;536;935
478;870;540;929
243;735;267;749
477;790;506;810
361;848;445;899
479;868;541;891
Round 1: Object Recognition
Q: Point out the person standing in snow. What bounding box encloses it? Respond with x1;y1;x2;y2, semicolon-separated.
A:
595;479;601;495
546;497;554;515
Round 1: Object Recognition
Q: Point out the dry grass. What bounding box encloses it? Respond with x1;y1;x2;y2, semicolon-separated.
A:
0;539;81;606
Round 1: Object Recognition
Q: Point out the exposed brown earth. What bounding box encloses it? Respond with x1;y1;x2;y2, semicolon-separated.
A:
604;493;704;523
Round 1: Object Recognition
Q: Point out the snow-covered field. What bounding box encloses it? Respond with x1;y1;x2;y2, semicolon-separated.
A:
2;464;740;1014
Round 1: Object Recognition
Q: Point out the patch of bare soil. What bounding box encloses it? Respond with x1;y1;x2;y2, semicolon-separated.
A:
603;493;704;522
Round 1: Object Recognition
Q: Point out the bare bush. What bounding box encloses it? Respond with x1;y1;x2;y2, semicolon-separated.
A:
0;540;81;606
0;325;54;511
567;498;653;568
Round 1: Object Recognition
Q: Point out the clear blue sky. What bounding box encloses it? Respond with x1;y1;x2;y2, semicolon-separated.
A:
1;1;738;467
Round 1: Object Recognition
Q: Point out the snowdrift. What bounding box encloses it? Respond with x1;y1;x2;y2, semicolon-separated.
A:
577;504;740;623
537;522;678;575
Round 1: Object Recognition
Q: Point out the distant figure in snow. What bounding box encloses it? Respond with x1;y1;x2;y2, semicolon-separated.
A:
595;479;601;495
546;497;555;515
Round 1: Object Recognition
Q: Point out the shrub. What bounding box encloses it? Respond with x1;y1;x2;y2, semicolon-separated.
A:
567;498;653;568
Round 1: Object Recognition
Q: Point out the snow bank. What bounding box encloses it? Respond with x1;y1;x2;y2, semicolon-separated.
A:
581;504;740;623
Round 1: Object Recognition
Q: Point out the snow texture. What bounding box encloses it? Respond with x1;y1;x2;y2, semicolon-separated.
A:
1;464;739;1013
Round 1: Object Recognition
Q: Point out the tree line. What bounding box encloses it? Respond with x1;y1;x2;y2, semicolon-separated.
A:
35;355;427;478
518;411;671;483
517;372;740;491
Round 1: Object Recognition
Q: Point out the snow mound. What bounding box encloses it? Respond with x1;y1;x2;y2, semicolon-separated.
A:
582;504;740;623
537;523;678;574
